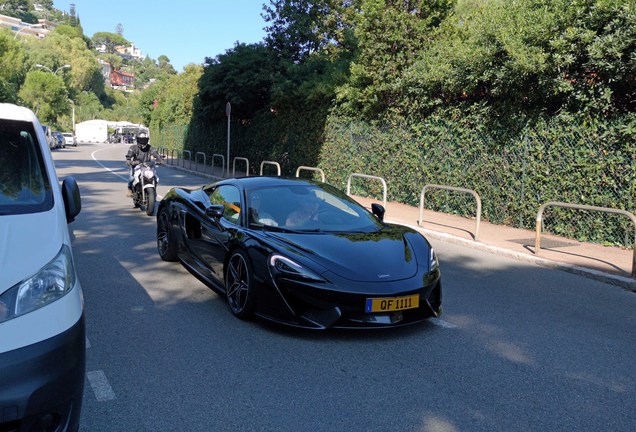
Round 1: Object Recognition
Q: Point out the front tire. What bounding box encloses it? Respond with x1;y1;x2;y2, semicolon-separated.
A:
145;188;156;216
133;185;141;208
225;250;255;319
157;208;178;261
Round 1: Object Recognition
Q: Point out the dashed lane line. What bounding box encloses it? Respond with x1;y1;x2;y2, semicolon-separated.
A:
86;370;116;402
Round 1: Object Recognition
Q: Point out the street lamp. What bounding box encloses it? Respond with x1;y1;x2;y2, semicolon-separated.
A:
35;64;71;75
13;23;44;40
67;99;76;133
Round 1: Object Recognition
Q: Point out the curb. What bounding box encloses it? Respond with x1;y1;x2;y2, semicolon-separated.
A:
392;218;636;292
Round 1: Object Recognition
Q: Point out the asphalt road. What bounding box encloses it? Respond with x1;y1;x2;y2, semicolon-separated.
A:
52;143;636;432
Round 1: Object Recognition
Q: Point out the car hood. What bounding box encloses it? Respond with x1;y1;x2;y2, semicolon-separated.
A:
0;211;65;291
266;226;423;282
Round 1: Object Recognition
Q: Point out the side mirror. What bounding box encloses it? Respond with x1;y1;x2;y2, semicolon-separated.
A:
205;204;225;219
61;177;81;223
371;203;385;221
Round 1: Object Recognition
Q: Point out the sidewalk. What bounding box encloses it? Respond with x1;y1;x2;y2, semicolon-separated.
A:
353;196;636;291
164;162;636;291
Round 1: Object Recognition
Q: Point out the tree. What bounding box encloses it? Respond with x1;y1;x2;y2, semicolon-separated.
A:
91;31;129;54
38;0;54;9
145;64;203;132
0;29;27;103
334;0;454;119
27;29;105;98
18;70;68;123
261;0;359;115
390;0;636;121
98;53;123;70
0;0;31;21
263;0;359;63
75;91;104;121
69;3;78;26
197;43;277;122
157;55;177;75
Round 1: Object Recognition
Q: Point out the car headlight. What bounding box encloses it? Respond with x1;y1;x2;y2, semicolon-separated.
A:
0;244;76;324
423;248;440;286
268;254;325;282
429;248;439;272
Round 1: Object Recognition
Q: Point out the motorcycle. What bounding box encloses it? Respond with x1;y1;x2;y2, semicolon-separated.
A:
130;159;161;216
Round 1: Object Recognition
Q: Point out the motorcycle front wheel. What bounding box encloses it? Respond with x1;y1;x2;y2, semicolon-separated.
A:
133;188;141;208
145;187;156;216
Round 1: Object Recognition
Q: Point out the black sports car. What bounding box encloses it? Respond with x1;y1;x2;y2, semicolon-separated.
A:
156;176;442;329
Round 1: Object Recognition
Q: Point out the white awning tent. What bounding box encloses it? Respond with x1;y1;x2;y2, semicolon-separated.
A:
75;120;147;143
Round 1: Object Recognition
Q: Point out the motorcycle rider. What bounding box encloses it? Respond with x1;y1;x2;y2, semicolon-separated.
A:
125;131;161;196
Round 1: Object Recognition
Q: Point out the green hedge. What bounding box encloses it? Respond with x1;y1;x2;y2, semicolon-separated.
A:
318;113;636;247
163;110;636;247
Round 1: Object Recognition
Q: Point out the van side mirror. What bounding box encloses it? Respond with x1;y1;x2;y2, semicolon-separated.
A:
61;177;81;223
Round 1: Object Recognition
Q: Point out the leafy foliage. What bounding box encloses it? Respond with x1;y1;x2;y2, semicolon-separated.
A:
18;70;67;123
145;64;203;139
0;29;27;103
196;43;277;122
335;0;454;119
91;32;129;54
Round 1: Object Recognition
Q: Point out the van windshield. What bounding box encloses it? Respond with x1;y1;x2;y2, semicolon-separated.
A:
0;119;53;215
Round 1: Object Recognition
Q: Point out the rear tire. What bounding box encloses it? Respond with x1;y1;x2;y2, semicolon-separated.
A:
146;188;156;216
157;208;178;261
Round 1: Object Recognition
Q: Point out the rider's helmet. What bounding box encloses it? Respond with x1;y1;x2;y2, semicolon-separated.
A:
136;132;150;150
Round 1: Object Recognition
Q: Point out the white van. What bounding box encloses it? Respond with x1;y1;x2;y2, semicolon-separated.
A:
0;104;85;431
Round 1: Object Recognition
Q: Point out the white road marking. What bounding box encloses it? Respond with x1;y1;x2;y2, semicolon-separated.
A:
429;318;457;329
87;370;116;402
91;147;128;181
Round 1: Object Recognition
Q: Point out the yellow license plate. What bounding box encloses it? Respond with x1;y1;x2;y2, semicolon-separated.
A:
365;294;420;313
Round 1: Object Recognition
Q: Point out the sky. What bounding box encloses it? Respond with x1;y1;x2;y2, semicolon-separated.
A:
52;1;269;72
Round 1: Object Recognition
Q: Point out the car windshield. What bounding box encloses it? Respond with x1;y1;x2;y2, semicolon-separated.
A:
246;183;383;232
0;119;53;215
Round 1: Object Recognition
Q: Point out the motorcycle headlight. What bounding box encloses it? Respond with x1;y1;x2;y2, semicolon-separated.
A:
268;254;325;282
0;245;76;324
143;170;154;179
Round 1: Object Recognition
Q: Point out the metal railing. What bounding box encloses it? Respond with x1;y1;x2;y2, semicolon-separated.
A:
182;150;192;170
535;202;636;277
232;157;249;177
260;161;281;176
296;166;326;182
418;184;482;241
346;173;387;209
155;145;635;279
212;154;225;177
194;152;206;173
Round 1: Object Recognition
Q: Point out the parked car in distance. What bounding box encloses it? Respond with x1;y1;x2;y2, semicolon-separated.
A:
52;131;65;148
0;103;85;431
42;124;55;149
62;132;77;146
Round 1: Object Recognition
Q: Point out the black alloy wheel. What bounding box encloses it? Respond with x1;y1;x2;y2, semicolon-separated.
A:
225;250;255;319
157;208;178;261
